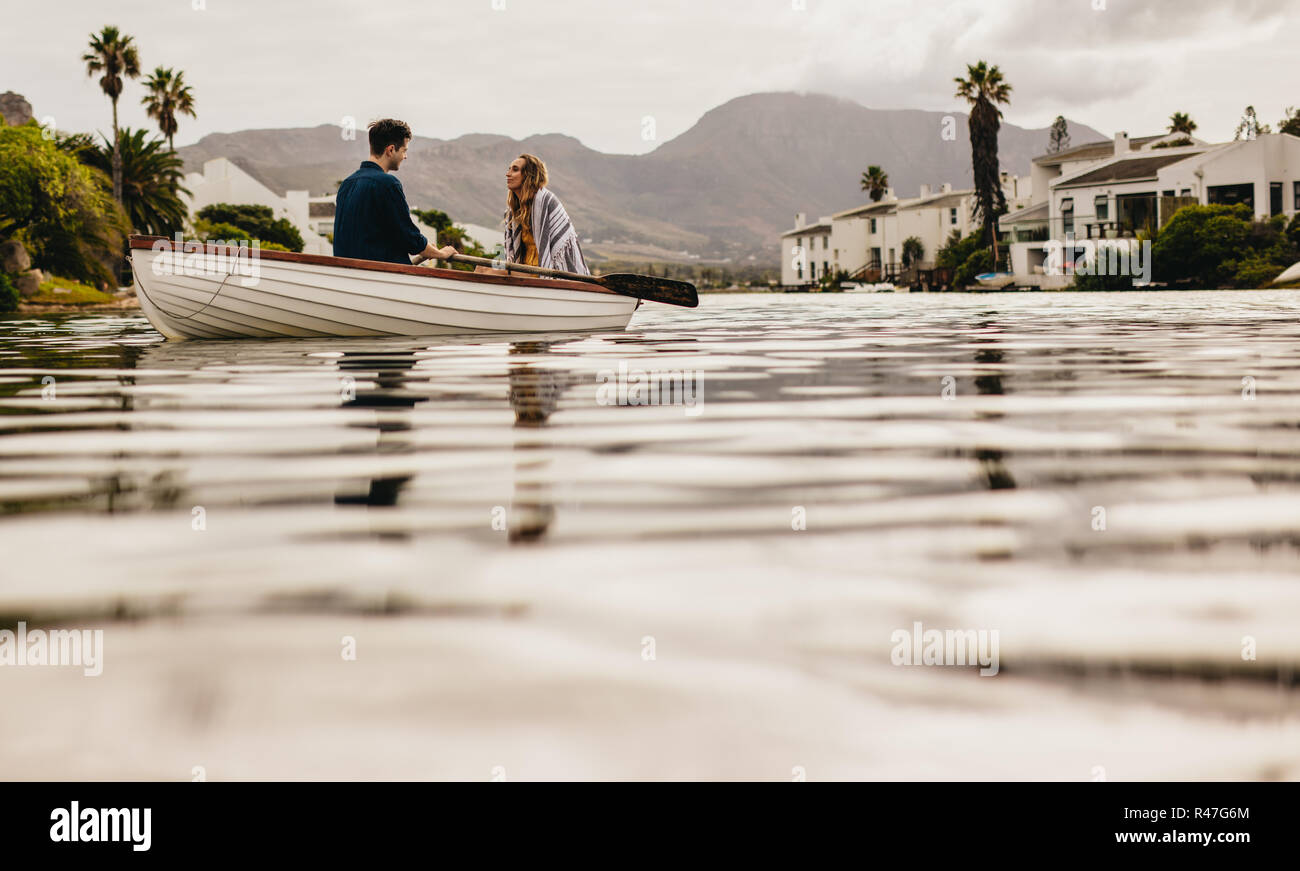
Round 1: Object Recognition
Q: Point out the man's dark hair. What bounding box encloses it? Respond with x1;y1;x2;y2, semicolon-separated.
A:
368;119;412;157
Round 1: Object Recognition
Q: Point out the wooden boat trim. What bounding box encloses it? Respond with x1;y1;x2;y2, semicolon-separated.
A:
127;234;619;295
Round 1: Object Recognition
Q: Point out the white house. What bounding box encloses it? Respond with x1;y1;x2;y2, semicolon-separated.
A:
182;157;332;256
896;184;983;268
1004;131;1300;281
781;176;1028;285
780;213;833;285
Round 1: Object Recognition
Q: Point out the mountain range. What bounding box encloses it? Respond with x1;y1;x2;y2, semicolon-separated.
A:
177;92;1104;262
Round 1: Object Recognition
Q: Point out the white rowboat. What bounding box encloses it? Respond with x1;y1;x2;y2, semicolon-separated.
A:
128;235;639;340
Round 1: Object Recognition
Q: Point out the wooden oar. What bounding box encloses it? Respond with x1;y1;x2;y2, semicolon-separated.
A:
414;252;698;308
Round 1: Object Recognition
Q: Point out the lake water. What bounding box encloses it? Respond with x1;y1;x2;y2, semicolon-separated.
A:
1;291;1298;780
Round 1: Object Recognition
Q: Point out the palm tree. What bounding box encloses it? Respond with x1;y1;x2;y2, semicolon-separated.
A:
954;61;1012;265
82;26;141;203
141;67;197;152
80;128;190;235
860;165;889;202
901;236;925;268
1168;112;1197;136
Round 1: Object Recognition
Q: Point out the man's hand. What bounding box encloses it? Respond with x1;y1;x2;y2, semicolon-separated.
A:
414;243;459;267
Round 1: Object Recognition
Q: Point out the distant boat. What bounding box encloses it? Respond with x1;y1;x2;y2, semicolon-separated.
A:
1273;261;1300;285
128;235;641;340
975;272;1016;289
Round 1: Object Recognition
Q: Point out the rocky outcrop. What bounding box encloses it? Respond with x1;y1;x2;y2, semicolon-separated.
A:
0;239;32;273
14;269;42;299
0;92;33;127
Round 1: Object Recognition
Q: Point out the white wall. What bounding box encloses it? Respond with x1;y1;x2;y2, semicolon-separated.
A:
781;223;830;285
183;158;332;256
897;195;975;266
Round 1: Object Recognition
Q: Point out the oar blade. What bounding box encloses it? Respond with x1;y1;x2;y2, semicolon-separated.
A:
600;274;699;308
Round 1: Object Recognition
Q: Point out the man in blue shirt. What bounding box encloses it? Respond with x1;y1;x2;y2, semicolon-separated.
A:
333;118;456;265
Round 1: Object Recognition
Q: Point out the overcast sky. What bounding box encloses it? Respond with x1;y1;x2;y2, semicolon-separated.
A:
4;0;1298;153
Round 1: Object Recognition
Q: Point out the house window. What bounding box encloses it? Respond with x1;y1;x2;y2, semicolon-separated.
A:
1180;188;1192;197
949;207;958;225
1094;195;1109;221
1162;190;1175;197
1061;198;1074;236
1207;183;1254;210
1270;182;1283;216
870;218;877;234
822;235;829;249
1295;181;1300;211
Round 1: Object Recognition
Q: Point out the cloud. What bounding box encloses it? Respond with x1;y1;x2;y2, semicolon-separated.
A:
3;0;1298;153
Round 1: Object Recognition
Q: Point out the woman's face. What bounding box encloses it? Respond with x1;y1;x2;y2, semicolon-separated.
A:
506;158;526;192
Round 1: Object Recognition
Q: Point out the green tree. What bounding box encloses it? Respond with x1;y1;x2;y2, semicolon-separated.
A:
859;165;889;202
195;203;304;252
955;61;1012;265
141;67;196;151
82;25;141;202
1167;112;1197;135
0;122;128;285
901;236;925;268
1151;203;1298;287
410;208;453;235
77;128;189;235
1279;107;1300;137
411;207;495;269
935;230;983;269
0;272;19;313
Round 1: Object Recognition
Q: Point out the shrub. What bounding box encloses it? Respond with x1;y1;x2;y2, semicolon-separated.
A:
936;230;984;269
0;123;127;285
195;203;304;252
953;249;992;288
901;236;925;268
192;219;251;243
1228;255;1285;288
0;272;18;312
1072;270;1134;291
1150;203;1300;288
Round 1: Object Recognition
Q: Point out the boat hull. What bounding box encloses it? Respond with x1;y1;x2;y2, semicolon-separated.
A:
128;237;638;340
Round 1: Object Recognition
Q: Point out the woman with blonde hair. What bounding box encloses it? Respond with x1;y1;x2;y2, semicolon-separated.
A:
501;154;590;275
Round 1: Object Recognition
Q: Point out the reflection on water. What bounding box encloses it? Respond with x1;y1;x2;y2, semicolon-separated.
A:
1;292;1298;779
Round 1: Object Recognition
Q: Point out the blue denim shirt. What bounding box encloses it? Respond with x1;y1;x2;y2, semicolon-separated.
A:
333;161;428;264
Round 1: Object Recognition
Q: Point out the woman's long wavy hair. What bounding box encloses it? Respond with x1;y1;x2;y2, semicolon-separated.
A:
507;153;548;231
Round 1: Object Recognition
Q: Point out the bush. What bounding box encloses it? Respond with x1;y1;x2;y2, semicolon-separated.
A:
901;236;925;268
195;203;304;252
0;123;127;285
1072;270;1134;291
953;249;993;288
1228;255;1285;288
0;272;19;312
193;219;251;243
1151;203;1298;288
936;230;984;269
